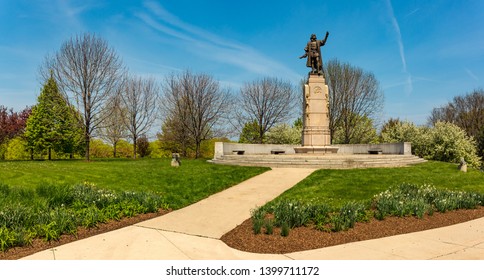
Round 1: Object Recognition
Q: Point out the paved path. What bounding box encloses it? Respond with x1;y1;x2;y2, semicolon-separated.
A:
22;168;484;260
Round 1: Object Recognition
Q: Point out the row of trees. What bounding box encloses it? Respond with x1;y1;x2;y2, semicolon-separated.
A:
2;32;482;165
5;33;299;160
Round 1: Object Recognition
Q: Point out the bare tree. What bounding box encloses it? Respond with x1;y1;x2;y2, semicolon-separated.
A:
235;77;297;144
428;88;484;138
120;75;159;159
100;91;128;157
161;70;231;158
428;88;484;157
41;33;125;160
325;59;384;144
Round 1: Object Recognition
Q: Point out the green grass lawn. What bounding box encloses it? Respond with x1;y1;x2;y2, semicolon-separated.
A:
0;158;269;210
272;161;484;208
1;159;483;250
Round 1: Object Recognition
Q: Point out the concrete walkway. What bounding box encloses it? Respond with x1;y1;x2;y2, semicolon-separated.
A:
22;168;484;260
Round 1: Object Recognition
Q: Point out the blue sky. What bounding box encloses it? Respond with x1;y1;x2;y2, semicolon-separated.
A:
1;0;483;127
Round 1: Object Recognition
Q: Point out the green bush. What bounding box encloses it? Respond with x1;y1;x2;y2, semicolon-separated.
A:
265;123;302;144
428;122;481;167
380;120;481;167
4;137;30;160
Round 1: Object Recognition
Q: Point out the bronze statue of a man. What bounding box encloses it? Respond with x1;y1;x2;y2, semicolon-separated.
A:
300;31;329;75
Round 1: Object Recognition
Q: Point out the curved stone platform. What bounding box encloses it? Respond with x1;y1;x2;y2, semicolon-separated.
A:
209;154;426;169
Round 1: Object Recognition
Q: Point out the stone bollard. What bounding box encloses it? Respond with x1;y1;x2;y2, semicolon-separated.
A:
458;158;467;173
171;153;181;167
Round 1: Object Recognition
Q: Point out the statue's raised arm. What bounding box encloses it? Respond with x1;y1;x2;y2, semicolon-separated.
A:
300;31;329;75
322;31;329;45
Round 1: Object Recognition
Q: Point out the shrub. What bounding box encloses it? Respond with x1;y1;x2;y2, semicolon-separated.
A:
380;120;481;167
265;123;302;144
89;139;113;158
136;135;151;158
4;137;30;160
427;122;481;167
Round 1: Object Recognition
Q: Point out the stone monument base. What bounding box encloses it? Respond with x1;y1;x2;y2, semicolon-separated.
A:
294;146;339;154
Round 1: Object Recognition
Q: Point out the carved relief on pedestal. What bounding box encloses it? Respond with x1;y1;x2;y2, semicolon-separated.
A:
313;86;322;95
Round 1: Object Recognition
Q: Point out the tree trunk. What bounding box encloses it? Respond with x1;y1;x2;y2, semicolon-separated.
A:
133;136;137;159
85;133;90;161
195;142;201;159
48;147;51;160
113;142;117;158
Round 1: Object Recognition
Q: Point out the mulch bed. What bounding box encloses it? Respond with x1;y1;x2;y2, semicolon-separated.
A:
221;207;484;254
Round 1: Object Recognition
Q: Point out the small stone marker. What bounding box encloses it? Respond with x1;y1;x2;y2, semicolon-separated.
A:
171;153;181;167
458;158;467;172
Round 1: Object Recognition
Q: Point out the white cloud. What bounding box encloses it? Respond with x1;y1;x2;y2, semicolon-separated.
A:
386;0;413;96
464;68;479;81
405;8;420;18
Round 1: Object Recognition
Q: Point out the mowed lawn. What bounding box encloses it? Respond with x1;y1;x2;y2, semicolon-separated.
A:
0;159;269;210
272;161;484;208
1;159;483;209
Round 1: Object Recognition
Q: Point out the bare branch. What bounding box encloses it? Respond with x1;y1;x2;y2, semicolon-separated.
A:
235;77;297;143
161;70;232;158
40;33;125;160
119;75;160;159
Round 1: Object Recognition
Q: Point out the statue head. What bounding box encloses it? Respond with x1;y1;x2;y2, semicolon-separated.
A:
310;34;317;41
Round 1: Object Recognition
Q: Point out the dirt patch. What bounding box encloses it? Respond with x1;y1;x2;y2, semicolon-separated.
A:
221;207;484;254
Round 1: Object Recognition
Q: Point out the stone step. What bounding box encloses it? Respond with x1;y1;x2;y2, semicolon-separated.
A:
209;154;426;169
219;156;423;163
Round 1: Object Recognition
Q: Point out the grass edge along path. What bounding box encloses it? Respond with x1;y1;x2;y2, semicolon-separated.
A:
271;161;484;208
0;159;269;252
250;161;484;236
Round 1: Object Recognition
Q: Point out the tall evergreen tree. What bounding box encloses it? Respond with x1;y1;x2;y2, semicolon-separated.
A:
25;75;82;159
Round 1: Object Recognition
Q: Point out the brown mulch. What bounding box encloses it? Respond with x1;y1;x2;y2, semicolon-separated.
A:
0;209;170;260
221;207;484;254
2;207;483;259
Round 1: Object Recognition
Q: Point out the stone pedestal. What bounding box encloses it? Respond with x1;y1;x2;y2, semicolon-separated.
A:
296;74;338;154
